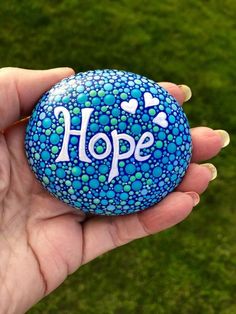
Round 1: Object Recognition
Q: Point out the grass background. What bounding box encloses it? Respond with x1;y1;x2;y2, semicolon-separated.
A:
0;0;235;313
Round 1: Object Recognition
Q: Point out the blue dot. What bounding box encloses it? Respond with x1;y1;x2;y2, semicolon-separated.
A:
131;180;142;191
118;122;127;131
92;97;101;105
112;108;120;117
142;114;149;122
114;184;123;192
86;166;95;175
176;136;183;145
168;115;175;123
167;143;177;153
72;180;81;189
141;163;150;172
99;165;109;174
101;199;108;205
154;150;162;159
104;94;115;105
171;174;177;181
41;151;50;161
40;134;46;143
42;118;51;129
107;204;115;211
89;179;99;189
173;128;179;135
90;123;99;132
153;167;162;177
50;134;60;145
150;87;157;94
158;132;166;140
56;168;66;179
125;163;136;175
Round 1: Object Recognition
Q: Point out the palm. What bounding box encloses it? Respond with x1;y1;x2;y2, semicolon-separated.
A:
0;68;225;313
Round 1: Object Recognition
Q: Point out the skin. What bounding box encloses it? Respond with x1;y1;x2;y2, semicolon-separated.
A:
0;67;223;313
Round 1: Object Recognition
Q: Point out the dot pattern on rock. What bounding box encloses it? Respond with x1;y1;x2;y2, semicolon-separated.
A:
25;69;192;215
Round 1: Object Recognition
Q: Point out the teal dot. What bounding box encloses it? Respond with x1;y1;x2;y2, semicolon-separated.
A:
72;166;81;176
158;132;166;140
173;128;179;135
50;134;60;145
56;126;64;134
120;93;128;100
131;124;141;135
72;116;80;126
154;150;162;158
131;180;142;191
89;179;99;189
72;180;81;190
167;143;177;153
150;87;157;94
90;123;99;132
99;115;109;125
131;89;142;98
125;164;136;175
171;174;177;181
33;134;39;141
114;184;123;192
43;176;49;184
153;167;162;177
104;94;115;105
41;151;50;161
86;166;95;175
70;136;78;145
45;168;52;176
104;83;113;91
168;115;176;123
40;134;46;142
42;118;51;129
77;93;87;104
156;141;163;148
111;118;117;125
142;114;149;122
82;175;89;182
56;168;66;179
99;164;109;174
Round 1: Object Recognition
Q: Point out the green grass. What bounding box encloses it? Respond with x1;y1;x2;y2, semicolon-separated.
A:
0;0;236;313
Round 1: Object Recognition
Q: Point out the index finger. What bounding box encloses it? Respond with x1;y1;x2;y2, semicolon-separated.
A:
0;67;75;130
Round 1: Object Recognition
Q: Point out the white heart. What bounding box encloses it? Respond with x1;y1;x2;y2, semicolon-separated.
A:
144;92;160;108
153;112;168;128
121;99;138;114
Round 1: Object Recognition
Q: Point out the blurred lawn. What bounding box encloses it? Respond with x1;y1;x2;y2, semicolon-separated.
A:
0;0;236;313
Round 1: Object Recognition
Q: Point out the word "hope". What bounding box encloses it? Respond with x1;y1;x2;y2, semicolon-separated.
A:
54;107;154;182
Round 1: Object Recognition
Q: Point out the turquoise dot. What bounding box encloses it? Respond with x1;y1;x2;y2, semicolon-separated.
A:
99;164;109;174
71;136;78;145
72;116;80;126
167;143;177;153
131;89;141;98
62;96;70;103
158;132;166;140
50;134;60;145
153;167;162;177
150;87;157;94
131;124;141;135
33;134;39;141
92;97;101;105
176;136;183;145
45;168;52;176
42;118;51;129
168;115;175;123
120;192;128;200
77;93;87;104
107;190;115;198
72;180;81;189
86;166;95;175
72;166;81;176
171;174;177;181
131;180;142;191
56;168;66;179
104;83;113;91
107;204;115;211
77;86;84;92
104;94;115;105
118;122;127;131
154;150;162;159
99;115;109;125
125;163;136;175
41;151;50;161
173;128;179;135
89;179;99;189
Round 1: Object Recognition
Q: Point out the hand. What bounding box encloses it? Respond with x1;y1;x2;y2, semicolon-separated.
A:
0;68;227;313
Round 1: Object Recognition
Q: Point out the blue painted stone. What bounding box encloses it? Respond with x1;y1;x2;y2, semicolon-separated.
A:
25;69;192;216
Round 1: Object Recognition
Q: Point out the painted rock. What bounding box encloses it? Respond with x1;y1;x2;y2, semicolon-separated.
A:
25;69;192;215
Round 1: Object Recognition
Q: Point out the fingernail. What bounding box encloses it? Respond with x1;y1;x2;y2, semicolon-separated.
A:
185;192;200;206
178;84;192;102
214;130;230;148
201;163;217;181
